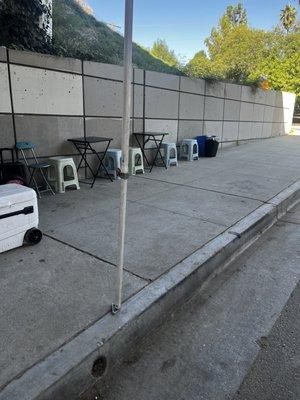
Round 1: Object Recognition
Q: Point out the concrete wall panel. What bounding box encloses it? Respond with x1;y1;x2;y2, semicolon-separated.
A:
9;49;82;74
133;84;143;118
84;77;122;117
261;122;272;138
241;86;255;103
203;121;223;137
180;76;205;95
225;83;241;100
264;106;274;122
284;121;293;134
254;89;266;104
145;119;178;145
11;65;83;115
145;87;179;119
204;97;224;120
272;122;281;137
282;91;296;110
205;81;225;98
85;117;123;148
178;120;203;141
222;122;239;141
134;68;144;84
253;104;265;122
224;99;240;121
284;107;294;125
179;93;204;120
0;47;7;62
275;92;283;108
0;63;12;112
15;115;83;156
265;90;276;106
145;70;179;90
132;118;143;134
238;122;252;140
0;114;14;148
240;102;253;121
84;61;123;80
273;107;284;123
251;122;263;138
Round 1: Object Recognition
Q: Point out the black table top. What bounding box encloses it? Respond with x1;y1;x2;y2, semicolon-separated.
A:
133;132;169;137
68;136;113;144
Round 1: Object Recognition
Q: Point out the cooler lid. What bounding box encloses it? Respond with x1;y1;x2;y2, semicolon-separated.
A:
0;184;36;209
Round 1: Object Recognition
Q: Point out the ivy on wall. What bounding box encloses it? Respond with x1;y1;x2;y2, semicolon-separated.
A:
0;0;52;53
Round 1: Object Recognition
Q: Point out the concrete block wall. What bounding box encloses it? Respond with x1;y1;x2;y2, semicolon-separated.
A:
0;47;296;161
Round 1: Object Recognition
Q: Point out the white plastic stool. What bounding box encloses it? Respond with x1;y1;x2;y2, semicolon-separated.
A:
47;156;80;193
103;149;122;179
129;148;144;175
161;142;178;168
180;139;199;161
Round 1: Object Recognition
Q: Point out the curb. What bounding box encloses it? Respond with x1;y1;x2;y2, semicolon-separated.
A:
1;180;300;400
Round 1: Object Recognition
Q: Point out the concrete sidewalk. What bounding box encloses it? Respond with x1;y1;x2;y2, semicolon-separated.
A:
0;136;299;397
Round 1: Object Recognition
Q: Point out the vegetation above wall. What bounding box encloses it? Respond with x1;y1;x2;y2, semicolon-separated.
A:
184;3;300;101
0;0;52;53
0;0;298;103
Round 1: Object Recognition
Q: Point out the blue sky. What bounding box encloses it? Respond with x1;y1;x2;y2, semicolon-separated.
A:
87;0;297;61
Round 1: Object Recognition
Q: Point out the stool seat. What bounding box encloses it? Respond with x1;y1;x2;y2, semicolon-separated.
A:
180;139;199;161
28;162;51;169
161;142;178;168
47;156;80;193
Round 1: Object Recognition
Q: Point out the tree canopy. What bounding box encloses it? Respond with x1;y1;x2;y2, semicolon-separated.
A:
150;39;180;68
185;2;300;101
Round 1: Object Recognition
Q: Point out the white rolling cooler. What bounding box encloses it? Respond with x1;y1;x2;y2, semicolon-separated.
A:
0;184;42;253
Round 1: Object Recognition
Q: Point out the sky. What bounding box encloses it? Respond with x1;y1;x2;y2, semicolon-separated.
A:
87;0;297;61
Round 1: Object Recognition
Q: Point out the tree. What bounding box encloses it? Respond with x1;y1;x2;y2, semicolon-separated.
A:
188;1;300;102
150;39;180;68
226;2;247;25
185;51;213;78
0;0;52;52
280;4;298;33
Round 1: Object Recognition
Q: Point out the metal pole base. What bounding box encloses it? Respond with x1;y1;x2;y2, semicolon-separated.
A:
111;303;120;315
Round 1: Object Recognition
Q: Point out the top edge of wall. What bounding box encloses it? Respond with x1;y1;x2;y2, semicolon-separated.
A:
82;61;144;84
0;47;7;62
7;48;82;74
1;48;296;97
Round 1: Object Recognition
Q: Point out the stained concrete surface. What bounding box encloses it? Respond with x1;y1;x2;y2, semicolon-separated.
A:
0;237;146;389
0;136;299;392
46;202;224;281
94;213;300;400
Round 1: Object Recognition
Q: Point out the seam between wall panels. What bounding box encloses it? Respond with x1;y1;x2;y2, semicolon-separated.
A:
236;85;242;141
0;112;278;124
177;76;181;143
143;70;146;133
132;68;135;138
202;80;207;135
221;86;226;146
6;49;17;148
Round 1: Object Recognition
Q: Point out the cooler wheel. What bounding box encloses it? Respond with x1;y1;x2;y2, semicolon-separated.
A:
24;228;43;245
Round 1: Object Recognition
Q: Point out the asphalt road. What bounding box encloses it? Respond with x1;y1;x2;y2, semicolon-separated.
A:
233;280;300;400
89;205;300;400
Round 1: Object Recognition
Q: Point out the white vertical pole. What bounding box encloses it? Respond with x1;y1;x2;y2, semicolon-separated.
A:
112;0;134;313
